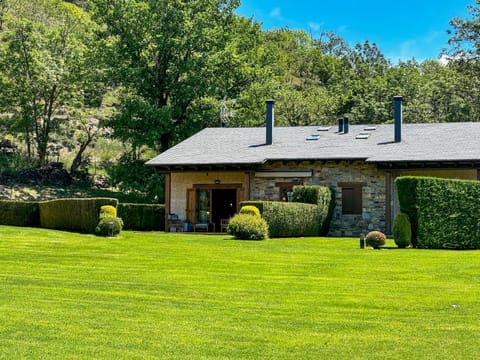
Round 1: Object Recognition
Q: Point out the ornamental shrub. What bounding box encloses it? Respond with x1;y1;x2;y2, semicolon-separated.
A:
241;200;323;237
396;176;480;249
227;213;269;240
239;205;261;217
95;216;123;237
365;231;386;249
393;213;411;248
100;205;117;218
292;185;335;235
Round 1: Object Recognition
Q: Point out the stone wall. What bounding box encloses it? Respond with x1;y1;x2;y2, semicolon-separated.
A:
251;161;386;237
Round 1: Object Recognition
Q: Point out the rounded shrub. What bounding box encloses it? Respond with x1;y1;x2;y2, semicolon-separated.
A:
239;205;261;217
227;213;269;240
100;205;117;218
365;231;386;249
393;213;412;248
95;217;123;237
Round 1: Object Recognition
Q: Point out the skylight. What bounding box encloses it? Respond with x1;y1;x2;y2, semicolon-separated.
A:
306;134;320;141
317;126;332;131
356;133;370;139
364;126;377;131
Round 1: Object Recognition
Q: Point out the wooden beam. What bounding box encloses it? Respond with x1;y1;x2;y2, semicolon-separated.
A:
164;173;171;232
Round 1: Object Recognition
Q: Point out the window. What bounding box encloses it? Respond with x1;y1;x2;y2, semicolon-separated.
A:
339;183;365;215
276;181;302;202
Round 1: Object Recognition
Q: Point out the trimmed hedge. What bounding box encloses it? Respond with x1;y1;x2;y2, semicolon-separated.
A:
117;203;165;231
396;176;480;249
0;200;40;227
241;200;323;237
39;198;118;234
95;216;124;237
239;205;261;217
292;185;335;235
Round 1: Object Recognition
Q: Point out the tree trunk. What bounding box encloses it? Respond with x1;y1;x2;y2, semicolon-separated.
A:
70;139;91;175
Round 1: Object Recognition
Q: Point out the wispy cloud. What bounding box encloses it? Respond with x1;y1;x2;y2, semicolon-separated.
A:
386;31;445;63
269;7;282;20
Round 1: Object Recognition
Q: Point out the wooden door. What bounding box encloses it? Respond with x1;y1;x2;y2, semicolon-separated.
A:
186;188;196;223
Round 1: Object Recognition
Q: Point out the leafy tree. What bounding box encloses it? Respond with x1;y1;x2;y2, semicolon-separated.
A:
448;1;480;60
91;0;242;153
0;0;97;166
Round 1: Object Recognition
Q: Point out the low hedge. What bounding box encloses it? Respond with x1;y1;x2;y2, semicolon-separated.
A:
0;200;40;227
396;176;480;249
292;185;335;235
117;203;165;231
241;200;323;237
39;198;118;234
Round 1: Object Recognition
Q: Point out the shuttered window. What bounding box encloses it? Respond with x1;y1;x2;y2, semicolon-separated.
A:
340;183;364;215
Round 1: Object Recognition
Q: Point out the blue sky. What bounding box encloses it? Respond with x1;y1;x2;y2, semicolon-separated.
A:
236;0;473;63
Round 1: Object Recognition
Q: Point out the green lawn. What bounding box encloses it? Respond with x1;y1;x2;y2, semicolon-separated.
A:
0;226;479;359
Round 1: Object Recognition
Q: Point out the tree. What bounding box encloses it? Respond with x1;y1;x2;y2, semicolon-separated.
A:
448;1;480;60
0;0;97;166
91;0;242;153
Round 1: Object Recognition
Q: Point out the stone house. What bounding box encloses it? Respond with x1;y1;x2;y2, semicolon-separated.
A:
146;98;480;236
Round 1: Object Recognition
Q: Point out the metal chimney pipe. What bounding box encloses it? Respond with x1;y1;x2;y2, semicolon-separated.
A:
394;96;402;143
266;99;274;145
343;117;349;134
338;118;344;133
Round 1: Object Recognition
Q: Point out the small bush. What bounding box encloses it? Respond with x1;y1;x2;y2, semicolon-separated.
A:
239;205;261;217
95;217;124;237
227;213;269;240
365;231;386;249
100;205;117;218
393;213;412;248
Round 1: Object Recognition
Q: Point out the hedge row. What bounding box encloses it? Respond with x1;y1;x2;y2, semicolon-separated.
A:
40;198;119;233
396;176;480;249
240;200;324;237
292;185;335;235
0;200;40;227
117;203;165;231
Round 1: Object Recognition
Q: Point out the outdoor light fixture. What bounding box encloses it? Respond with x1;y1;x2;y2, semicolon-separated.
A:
215;179;221;185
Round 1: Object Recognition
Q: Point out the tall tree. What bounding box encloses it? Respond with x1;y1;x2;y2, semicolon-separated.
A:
91;0;241;153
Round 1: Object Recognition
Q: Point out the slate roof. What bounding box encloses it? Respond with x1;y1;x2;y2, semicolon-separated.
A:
146;122;480;169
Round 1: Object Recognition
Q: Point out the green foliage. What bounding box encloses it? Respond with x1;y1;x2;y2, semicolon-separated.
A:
106;157;164;203
396;176;480;249
95;216;123;237
117;203;165;231
292;185;335;235
0;200;40;227
239;205;260;217
227;213;269;240
100;205;117;218
39;197;118;233
241;201;324;237
393;213;412;248
365;231;386;249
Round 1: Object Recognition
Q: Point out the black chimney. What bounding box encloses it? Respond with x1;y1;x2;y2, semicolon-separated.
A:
343;117;349;134
266;99;274;145
394;96;402;143
338;118;344;133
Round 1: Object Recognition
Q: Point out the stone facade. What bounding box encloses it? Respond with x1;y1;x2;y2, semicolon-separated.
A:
251;161;386;237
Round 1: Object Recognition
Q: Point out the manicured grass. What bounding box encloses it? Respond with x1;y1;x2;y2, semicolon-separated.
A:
0;226;479;359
